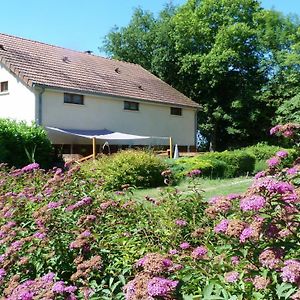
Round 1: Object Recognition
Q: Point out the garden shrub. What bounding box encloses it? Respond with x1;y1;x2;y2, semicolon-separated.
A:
170;150;255;180
0;119;53;168
0;123;299;299
81;150;167;190
200;150;256;177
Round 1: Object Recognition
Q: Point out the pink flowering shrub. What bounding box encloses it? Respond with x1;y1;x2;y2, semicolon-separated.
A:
0;124;299;299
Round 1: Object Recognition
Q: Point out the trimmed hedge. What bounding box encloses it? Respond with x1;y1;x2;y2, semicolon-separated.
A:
169;143;299;180
0;119;53;168
81;150;167;190
170;150;255;180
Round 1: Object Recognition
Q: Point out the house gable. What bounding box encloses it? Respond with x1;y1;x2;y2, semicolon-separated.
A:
0;62;36;123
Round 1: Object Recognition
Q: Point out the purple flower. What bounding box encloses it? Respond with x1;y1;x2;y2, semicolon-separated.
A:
81;230;91;237
47;201;63;209
240;195;266;211
214;219;229;233
18;291;34;300
281;260;300;283
270;125;281;135
226;193;240;201
52;281;65;293
191;246;208;259
239;227;253;243
179;242;190;250
224;271;239;283
231;256;239;265
175;219;187;227
267;157;280;168
254;171;266;179
0;268;6;281
287;166;298;175
276;150;288;158
33;232;46;239
187;169;201;177
42;272;56;283
168;249;178;255
21;163;40;172
147;277;178;297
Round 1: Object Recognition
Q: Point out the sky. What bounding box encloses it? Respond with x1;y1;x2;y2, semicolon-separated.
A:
0;0;299;56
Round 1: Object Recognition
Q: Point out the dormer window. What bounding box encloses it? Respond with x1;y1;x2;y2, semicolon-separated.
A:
0;81;8;92
170;107;182;116
64;93;84;105
124;101;139;111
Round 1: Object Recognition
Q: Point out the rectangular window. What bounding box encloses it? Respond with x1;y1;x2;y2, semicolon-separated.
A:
124;101;139;111
0;81;8;92
170;107;182;116
64;93;84;105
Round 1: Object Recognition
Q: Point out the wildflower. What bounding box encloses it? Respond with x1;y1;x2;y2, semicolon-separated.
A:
168;249;178;255
270;125;281;135
252;276;270;290
267;157;280;168
259;248;283;269
147;277;178;297
187;169;201;177
240;195;266;211
0;268;6;281
225;220;247;237
21;163;40;172
175;219;187;227
191;246;208;259
231;256;239;265
224;271;239;283
47;201;63;209
254;171;266;179
287;166;299;175
52;281;65;293
281;260;300;283
239;227;253;243
276;150;288;158
214;219;229;233
33;232;46;239
179;242;190;250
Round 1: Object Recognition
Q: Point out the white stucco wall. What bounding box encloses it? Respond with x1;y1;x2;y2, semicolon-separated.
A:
42;90;197;146
0;64;36;123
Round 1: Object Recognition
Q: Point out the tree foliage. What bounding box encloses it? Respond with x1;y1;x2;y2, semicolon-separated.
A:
102;0;300;150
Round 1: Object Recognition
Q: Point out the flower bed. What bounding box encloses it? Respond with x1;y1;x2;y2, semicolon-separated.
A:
0;123;298;299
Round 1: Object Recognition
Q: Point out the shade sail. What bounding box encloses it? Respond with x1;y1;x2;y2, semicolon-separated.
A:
45;127;169;144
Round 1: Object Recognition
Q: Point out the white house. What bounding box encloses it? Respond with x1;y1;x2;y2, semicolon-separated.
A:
0;33;199;154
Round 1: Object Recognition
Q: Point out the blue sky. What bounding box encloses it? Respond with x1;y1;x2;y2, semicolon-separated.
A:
0;0;299;56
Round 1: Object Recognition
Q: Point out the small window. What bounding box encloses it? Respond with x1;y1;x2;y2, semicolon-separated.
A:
170;107;182;116
124;101;139;111
0;81;8;92
64;93;84;105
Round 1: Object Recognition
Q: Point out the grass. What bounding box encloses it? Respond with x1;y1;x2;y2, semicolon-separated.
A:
133;176;253;202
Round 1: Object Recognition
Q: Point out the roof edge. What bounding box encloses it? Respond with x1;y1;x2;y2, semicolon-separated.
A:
0;55;34;87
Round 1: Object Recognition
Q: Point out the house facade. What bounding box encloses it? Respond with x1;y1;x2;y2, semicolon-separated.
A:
0;33;199;152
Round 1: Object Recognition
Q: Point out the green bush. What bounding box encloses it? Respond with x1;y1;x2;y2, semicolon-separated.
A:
0;119;53;168
81;150;167;190
200;150;256;177
169;157;228;179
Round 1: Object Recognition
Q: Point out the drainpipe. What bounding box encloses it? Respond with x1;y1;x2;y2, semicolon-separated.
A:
37;87;45;125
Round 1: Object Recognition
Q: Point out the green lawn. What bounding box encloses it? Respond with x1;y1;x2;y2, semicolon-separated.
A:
132;176;252;202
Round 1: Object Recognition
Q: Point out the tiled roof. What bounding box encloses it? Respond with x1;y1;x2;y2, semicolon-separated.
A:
0;33;199;108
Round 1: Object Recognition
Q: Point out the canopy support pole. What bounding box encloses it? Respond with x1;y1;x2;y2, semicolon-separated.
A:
92;137;96;160
169;137;173;159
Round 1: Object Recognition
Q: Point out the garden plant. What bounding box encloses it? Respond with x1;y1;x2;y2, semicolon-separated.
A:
0;123;298;299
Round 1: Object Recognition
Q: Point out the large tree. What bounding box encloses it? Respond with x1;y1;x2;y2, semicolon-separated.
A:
102;0;300;151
